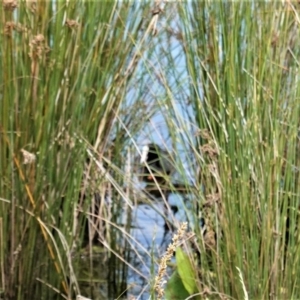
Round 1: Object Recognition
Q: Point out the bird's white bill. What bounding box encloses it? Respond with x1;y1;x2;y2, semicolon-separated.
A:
140;145;149;163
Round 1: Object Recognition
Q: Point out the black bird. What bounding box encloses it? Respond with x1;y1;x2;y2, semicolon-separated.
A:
140;143;173;184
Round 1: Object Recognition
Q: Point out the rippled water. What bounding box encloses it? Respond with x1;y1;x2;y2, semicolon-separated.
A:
77;193;196;300
127;194;192;299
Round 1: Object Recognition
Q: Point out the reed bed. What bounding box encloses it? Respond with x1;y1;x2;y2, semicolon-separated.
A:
1;1;300;299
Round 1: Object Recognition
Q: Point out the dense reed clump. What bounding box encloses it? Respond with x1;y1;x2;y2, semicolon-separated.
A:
151;1;300;299
0;1;165;299
1;1;300;299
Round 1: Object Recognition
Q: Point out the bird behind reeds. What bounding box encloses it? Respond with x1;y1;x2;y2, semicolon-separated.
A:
140;143;173;185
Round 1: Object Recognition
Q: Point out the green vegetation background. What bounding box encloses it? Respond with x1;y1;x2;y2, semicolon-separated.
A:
1;1;300;299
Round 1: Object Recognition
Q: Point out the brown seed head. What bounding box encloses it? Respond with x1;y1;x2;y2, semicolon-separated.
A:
3;0;17;11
